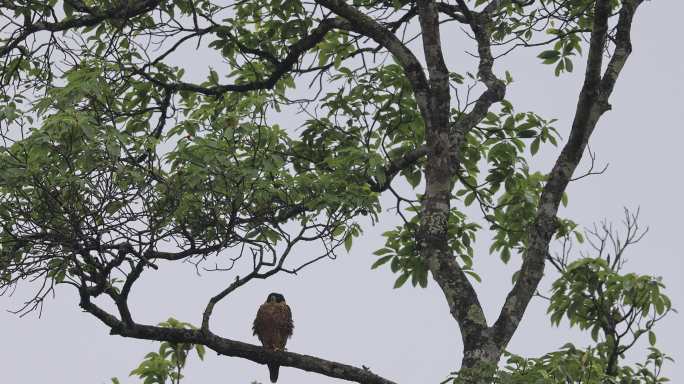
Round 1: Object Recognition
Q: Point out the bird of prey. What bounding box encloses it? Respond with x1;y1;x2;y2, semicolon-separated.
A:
252;292;294;383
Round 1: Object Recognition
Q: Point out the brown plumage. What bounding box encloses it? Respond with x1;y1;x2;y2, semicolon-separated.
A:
252;292;294;383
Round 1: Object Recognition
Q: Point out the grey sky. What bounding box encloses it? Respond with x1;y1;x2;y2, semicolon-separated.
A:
1;1;682;383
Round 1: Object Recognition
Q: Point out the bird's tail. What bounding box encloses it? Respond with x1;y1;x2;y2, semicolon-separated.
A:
268;363;280;383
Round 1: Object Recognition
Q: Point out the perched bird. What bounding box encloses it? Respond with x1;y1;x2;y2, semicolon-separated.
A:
252;292;294;383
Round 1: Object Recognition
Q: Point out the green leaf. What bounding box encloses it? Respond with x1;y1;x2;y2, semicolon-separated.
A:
418;269;428;288
501;247;511;263
393;272;410;289
530;137;541;155
371;255;393;269
590;324;600;341
554;59;565;76
193;344;204;360
464;270;482;283
209;68;219;83
564;57;574;72
390;257;400;272
517;129;537;138
373;248;393;256
511;270;520;284
63;1;75;17
405;169;422;188
649;331;657;346
505;70;514;84
654;297;665;315
332;226;345;237
106;201;125;215
344;233;353;252
464;192;476;207
537;50;560;64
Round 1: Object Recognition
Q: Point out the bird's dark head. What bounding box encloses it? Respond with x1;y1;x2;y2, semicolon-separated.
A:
266;292;286;303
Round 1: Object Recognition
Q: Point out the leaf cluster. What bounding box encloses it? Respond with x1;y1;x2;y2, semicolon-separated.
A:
112;318;205;384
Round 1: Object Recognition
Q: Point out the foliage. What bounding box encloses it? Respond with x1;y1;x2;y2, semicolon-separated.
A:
111;318;205;384
443;345;673;384
496;345;672;384
443;210;675;383
374;207;481;287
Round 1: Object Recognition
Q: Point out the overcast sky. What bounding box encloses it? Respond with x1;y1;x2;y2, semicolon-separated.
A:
1;1;682;383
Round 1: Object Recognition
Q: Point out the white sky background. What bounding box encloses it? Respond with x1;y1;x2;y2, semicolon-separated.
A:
1;1;682;383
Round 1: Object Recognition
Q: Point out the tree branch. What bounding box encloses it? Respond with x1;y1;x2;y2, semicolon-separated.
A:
371;144;429;192
78;294;396;384
139;20;337;95
314;0;430;117
0;1;161;57
417;1;506;368
491;0;643;350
